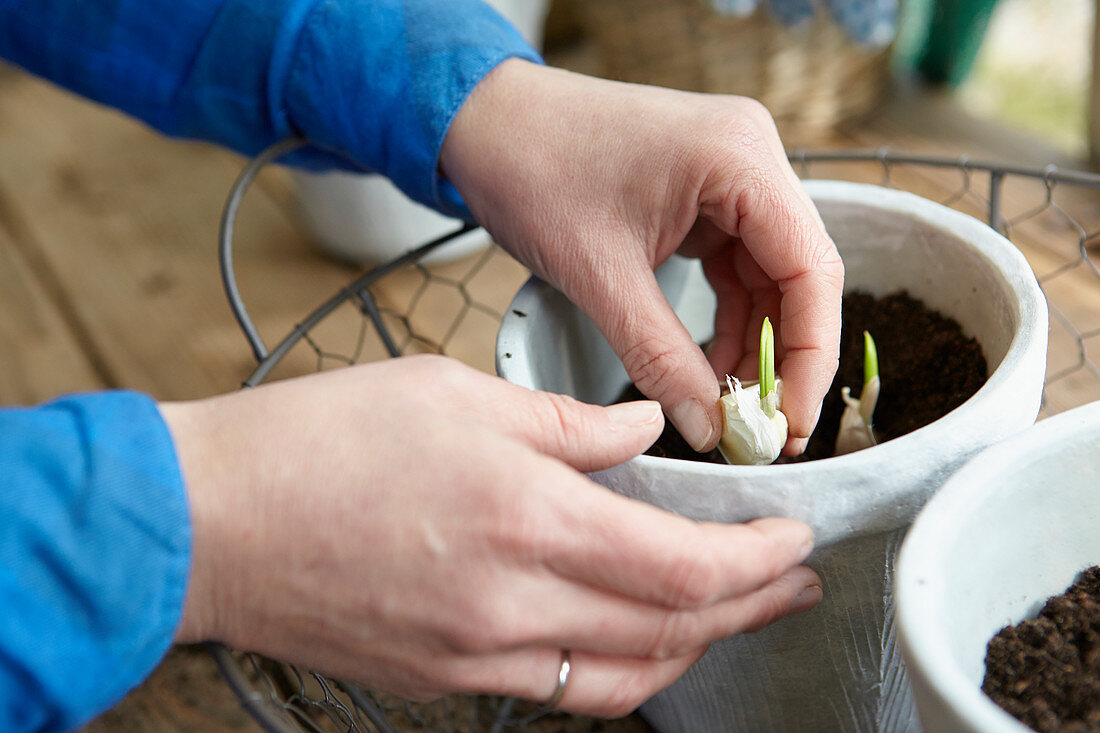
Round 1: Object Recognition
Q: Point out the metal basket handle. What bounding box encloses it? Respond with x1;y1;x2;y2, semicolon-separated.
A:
218;136;477;366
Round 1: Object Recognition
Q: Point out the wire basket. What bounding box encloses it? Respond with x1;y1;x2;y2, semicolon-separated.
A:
577;0;892;137
210;141;1100;732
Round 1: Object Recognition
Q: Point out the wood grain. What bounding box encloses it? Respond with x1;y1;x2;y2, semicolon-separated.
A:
0;70;362;401
0;213;104;403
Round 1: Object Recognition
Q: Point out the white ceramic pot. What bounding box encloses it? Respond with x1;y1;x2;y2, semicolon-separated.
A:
291;173;493;265
292;0;550;266
896;400;1100;733
495;181;1049;732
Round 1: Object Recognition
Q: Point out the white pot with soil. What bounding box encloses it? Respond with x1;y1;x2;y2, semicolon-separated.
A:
896;400;1100;733
292;0;549;266
495;181;1048;732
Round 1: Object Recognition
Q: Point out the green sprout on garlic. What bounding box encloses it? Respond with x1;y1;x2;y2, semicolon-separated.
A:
835;331;880;456
718;317;789;465
759;314;777;413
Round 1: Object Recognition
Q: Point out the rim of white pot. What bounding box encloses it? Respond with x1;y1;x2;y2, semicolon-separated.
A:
895;400;1100;732
497;181;1047;483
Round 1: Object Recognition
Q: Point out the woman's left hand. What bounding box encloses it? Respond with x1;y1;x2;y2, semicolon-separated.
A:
441;60;843;455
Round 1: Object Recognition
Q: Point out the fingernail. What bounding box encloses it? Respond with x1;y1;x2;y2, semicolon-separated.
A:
605;400;663;428
670;399;714;451
797;536;814;564
784;437;809;457
788;584;822;615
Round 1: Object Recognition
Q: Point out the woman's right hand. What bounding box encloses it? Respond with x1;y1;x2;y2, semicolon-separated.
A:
162;355;821;717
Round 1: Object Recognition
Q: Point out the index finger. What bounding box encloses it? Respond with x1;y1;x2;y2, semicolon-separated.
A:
700;162;843;443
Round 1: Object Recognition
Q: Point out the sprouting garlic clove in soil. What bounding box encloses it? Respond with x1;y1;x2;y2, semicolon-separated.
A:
718;376;789;465
718;317;789;466
835;331;880;456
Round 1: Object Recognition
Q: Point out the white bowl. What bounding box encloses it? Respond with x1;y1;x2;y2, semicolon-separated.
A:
496;181;1049;732
292;0;549;266
897;399;1100;733
291;171;492;265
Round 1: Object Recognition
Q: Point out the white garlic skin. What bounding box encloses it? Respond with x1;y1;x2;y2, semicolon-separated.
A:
718;376;789;466
834;375;880;456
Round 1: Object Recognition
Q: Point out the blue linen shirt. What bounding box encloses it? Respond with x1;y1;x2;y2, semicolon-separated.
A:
0;1;541;729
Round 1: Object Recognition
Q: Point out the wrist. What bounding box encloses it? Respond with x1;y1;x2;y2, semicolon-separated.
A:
160;399;238;645
439;58;554;190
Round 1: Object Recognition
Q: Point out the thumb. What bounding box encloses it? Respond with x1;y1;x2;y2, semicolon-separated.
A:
570;261;722;453
504;391;666;472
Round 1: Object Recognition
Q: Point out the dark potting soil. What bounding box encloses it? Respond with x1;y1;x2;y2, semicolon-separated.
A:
983;565;1100;732
615;290;988;463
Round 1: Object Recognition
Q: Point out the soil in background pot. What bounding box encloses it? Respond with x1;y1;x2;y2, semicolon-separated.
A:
983;565;1100;732
615;290;988;463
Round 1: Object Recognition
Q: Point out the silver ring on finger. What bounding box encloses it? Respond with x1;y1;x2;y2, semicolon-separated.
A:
539;649;572;711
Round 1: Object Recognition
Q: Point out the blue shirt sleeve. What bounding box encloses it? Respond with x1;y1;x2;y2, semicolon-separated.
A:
0;392;190;733
0;0;543;219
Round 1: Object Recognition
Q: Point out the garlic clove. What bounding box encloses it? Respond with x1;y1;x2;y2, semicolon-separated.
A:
834;375;880;456
718;376;789;466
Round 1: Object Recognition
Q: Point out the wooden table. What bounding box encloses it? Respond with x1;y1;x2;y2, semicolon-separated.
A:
2;52;1099;731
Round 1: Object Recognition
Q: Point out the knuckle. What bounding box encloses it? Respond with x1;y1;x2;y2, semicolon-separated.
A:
815;243;845;273
619;337;684;402
734;169;785;226
454;663;511;698
448;624;491;655
484;489;558;566
734;97;777;133
816;248;846;291
744;522;788;577
418;659;480;699
704;97;774;150
645;610;700;660
598;682;649;719
792;233;845;285
736;523;806;587
489;606;537;649
708;99;776;157
449;602;510;654
537;391;592;452
661;550;721;608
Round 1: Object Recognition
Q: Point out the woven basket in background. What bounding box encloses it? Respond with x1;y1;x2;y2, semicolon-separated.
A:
579;0;894;140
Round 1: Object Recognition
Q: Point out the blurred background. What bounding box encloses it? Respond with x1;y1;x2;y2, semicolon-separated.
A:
950;0;1092;158
1;0;1098;731
542;0;1095;160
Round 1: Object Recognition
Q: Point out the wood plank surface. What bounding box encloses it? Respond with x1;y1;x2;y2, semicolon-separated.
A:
0;69;365;401
0;213;104;403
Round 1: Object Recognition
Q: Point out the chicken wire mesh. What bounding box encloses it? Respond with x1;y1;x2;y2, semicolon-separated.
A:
210;140;1100;732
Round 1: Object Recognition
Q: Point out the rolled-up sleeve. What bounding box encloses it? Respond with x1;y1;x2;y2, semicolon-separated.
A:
0;392;190;732
0;0;543;218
